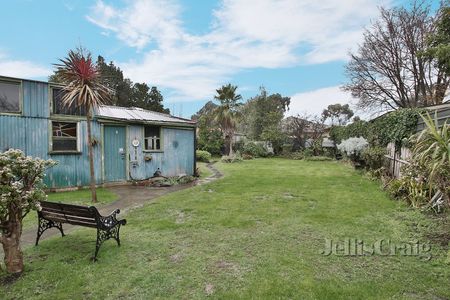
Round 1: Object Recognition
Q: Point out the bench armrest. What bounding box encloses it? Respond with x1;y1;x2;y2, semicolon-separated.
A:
90;207;127;230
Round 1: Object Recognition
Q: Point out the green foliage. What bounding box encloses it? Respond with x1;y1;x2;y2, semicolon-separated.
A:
386;112;450;211
361;146;386;170
387;164;431;208
214;84;242;155
260;122;287;154
329;120;370;144
304;156;333;161
242;142;268;157
281;151;305;160
409;113;450;207
196;150;212;163
50;55;169;113
369;109;423;147
302;148;314;158
322;103;354;125
240;88;290;150
0;149;56;227
242;153;253;160
194;104;224;156
197;119;224;155
330;108;424;147
221;151;243;163
422;4;450;75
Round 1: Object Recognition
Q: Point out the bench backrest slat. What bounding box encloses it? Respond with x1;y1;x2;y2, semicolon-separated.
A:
41;213;98;228
41;211;97;225
40;201;98;227
41;206;95;219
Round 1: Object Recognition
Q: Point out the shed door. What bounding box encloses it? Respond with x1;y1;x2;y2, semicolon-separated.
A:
104;126;127;182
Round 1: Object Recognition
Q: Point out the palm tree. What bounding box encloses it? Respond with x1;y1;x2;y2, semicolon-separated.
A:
214;84;242;155
54;48;112;202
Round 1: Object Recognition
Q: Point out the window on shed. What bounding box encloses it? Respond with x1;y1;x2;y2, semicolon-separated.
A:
144;126;161;150
52;121;79;152
52;88;86;116
0;80;20;113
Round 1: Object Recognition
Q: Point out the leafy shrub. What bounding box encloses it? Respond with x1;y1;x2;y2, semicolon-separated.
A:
304;156;333;161
407;113;450;209
302;148;314;158
196;150;212;162
329;108;423;147
221;151;243;163
281;143;293;154
337;137;369;162
361;146;386;170
242;153;253;160
242;142;268;157
197;127;224;156
287;151;305;160
386;178;409;199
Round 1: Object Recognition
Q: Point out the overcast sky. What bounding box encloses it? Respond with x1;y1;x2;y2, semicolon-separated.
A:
1;0;421;118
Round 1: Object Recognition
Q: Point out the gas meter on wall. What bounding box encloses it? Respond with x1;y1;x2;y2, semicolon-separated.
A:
132;139;140;147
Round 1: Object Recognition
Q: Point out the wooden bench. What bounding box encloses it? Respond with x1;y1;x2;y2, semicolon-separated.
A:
36;201;127;260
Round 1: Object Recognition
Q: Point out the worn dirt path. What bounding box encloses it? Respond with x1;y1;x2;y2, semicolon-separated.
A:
13;163;223;250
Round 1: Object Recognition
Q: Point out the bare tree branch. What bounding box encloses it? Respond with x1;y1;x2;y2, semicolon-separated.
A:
344;1;450;112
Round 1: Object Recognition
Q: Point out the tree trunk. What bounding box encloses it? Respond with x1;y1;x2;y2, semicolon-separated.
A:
229;137;233;156
1;211;24;274
86;110;97;203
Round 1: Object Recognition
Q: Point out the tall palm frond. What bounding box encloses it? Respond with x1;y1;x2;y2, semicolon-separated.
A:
54;48;112;109
213;84;242;155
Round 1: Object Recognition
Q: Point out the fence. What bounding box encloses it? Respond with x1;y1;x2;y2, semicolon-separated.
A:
384;142;411;178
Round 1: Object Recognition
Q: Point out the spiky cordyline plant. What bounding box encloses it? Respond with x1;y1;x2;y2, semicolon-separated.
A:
411;112;449;207
54;48;112;202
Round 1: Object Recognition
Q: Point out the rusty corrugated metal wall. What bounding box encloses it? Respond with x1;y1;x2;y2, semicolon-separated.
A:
0;77;194;188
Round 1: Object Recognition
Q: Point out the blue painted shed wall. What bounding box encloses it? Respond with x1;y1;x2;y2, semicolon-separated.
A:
0;78;195;188
128;126;195;179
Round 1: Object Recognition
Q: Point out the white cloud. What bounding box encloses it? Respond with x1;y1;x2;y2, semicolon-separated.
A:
288;85;383;120
0;51;51;79
87;0;390;102
288;86;355;117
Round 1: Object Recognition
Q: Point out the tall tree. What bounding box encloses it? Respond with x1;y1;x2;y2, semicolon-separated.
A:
422;2;450;76
240;88;290;153
51;55;170;113
322;103;354;126
344;1;449;111
54;48;112;203
214;84;242;155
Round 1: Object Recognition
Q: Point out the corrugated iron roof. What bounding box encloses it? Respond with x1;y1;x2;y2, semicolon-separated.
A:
96;105;196;126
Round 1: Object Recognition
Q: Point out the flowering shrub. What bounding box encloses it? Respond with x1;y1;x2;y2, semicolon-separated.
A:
337;137;368;162
0;149;56;273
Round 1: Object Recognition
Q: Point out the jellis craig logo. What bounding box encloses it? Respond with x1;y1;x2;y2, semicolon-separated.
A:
320;238;432;261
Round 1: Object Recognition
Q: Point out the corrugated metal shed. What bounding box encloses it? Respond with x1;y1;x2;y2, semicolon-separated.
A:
1;76;196;189
97;105;195;126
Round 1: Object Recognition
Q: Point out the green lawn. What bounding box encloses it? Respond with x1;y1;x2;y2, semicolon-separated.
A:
197;162;213;179
21;188;118;232
2;159;449;299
